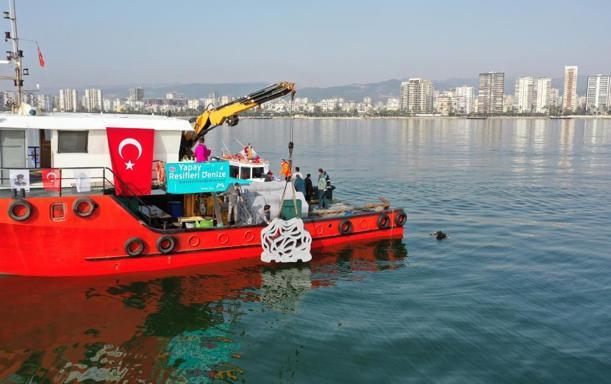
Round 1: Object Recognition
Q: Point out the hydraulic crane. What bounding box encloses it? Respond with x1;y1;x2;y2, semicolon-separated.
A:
193;82;295;137
180;82;295;159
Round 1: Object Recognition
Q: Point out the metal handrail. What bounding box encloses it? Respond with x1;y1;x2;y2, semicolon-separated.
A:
0;166;155;226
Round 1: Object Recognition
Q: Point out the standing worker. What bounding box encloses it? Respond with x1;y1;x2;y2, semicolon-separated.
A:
305;174;314;202
226;183;243;225
292;166;303;180
280;159;292;181
317;168;329;209
294;173;306;196
194;137;211;162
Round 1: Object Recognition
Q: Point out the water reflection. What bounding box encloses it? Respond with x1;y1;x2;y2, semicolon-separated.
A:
0;240;406;383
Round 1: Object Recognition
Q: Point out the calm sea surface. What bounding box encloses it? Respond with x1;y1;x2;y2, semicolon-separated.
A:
1;118;611;383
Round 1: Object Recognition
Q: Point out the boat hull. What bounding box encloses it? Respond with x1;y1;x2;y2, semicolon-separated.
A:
0;195;405;276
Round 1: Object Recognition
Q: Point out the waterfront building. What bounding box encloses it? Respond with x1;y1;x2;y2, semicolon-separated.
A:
84;89;103;112
128;87;144;101
34;94;53;112
503;95;514;113
58;89;78;112
435;92;452;116
585;74;611;114
514;77;535;113
103;98;113;112
514;77;551;114
562;66;578;112
477;72;504;115
386;97;400;111
220;96;231;105
187;99;202;110
400;78;434;114
453;86;475;115
549;88;560;107
534;78;552;114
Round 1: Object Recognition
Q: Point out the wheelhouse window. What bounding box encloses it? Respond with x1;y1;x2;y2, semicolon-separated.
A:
58;131;88;153
230;165;239;178
252;167;264;179
240;167;251;179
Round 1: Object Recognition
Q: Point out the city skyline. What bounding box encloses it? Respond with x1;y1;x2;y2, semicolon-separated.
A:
5;0;611;89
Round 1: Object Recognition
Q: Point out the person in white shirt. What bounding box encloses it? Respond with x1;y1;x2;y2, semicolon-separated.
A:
292;166;303;181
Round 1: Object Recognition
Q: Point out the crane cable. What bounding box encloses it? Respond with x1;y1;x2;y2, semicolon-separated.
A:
278;92;299;218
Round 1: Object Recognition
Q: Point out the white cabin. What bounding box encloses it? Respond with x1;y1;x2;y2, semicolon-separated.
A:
0;113;189;187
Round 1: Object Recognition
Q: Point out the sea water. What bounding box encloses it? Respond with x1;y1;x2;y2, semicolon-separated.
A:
1;118;610;383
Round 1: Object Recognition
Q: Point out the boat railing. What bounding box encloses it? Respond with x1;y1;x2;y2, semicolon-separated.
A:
0;166;155;226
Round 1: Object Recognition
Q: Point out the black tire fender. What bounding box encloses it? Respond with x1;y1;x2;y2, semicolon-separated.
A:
156;235;177;254
72;197;97;218
338;219;353;235
394;210;407;227
377;213;390;229
125;237;145;257
8;199;32;222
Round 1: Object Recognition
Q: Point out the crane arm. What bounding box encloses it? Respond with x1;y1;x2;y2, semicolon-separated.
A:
193;81;296;138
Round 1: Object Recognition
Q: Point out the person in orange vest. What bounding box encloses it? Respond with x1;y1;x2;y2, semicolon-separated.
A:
280;159;292;181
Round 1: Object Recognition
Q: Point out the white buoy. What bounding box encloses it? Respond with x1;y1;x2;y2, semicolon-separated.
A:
260;217;312;263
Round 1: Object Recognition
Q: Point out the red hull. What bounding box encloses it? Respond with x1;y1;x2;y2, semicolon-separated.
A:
0;195;404;276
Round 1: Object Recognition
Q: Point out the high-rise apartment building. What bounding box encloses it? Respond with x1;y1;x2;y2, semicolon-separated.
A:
84;89;103;112
478;72;504;114
453;86;475;115
515;77;551;114
514;77;535;113
534;78;551;114
400;78;434;113
562;66;578;112
585;75;610;113
128;87;144;101
58;89;78;112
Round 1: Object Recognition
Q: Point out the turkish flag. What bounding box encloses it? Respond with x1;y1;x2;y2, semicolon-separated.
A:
42;168;60;191
37;45;45;67
106;127;154;196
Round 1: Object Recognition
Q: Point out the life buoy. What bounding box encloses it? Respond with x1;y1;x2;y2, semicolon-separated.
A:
338;220;353;235
156;235;177;254
377;213;390;229
125;237;145;257
394;210;407;227
72;197;97;218
8;199;32;222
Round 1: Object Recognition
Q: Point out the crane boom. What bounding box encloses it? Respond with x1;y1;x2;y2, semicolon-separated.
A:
192;81;296;138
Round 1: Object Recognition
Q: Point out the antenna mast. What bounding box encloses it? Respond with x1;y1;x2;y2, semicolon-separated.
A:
2;0;23;109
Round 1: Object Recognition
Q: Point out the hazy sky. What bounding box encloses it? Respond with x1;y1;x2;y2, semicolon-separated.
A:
4;0;611;89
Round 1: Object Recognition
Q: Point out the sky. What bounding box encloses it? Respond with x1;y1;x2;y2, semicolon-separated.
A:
3;0;611;89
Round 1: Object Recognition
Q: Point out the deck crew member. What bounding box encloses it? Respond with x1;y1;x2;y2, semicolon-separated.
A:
264;171;275;182
317;168;329;209
294;173;306;196
226;183;243;225
194;137;211;162
258;204;272;225
305;174;314;202
292;166;303;180
280;159;292;181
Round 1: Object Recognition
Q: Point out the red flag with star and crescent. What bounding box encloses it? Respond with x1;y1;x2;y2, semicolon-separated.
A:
106;127;154;196
37;45;45;67
42;168;60;191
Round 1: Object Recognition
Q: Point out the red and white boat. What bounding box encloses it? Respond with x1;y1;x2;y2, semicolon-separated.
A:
0;111;406;277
